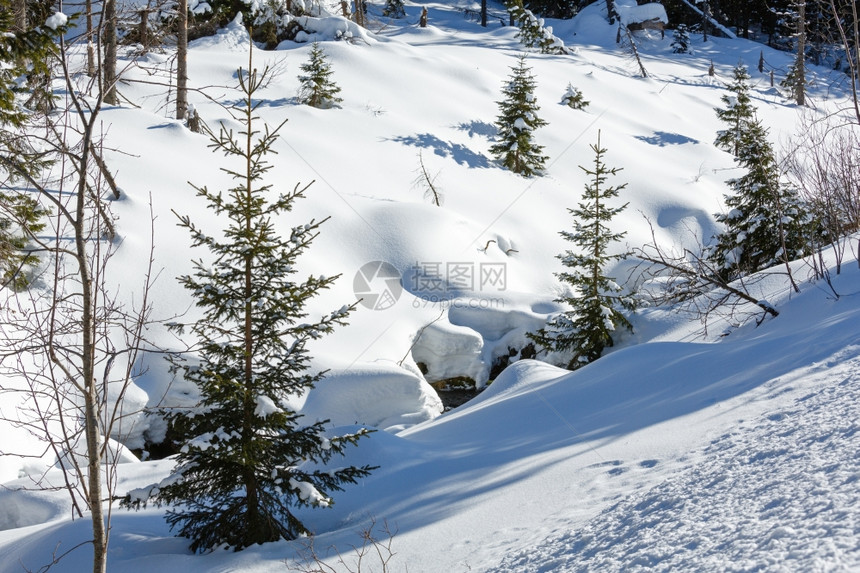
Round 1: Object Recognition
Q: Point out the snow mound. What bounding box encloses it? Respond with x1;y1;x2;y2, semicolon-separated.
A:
286;15;371;44
55;437;140;471
188;13;251;51
300;363;443;432
616;1;669;26
411;318;487;386
0;488;66;531
468;359;567;406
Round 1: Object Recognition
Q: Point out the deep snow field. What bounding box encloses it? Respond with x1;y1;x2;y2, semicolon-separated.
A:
1;0;859;571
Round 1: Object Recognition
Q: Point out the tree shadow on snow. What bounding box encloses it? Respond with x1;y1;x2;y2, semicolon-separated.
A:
453;120;497;139
316;302;860;537
634;131;700;147
387;133;492;169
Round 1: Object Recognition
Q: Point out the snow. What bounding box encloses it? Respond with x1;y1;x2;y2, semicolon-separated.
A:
289;478;330;506
43;12;67;30
254;394;283;418
2;0;860;571
616;1;668;26
299;363;443;431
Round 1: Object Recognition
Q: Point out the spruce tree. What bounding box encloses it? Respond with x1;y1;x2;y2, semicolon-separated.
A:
523;0;577;19
507;0;567;54
714;64;756;157
528;131;634;370
781;59;808;105
671;24;692;54
123;53;374;552
0;0;59;289
490;55;548;177
382;0;406;18
0;192;45;290
710;114;811;280
297;43;342;109
561;82;589;110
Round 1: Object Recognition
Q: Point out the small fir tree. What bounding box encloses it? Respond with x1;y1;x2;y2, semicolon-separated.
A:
297;43;343;109
507;0;567;54
123;52;374;552
528;131;635;370
714;63;756;157
781;59;809;105
671;24;692;54
710;114;812;280
561;82;589;110
490;55;548;177
382;0;405;18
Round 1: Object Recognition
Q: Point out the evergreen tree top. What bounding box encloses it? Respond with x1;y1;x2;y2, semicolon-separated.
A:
714;63;758;156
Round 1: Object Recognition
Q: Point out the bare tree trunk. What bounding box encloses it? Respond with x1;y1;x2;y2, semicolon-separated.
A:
622;26;648;78
138;9;150;53
796;0;806;106
354;0;365;27
104;0;118;105
87;0;96;76
12;0;26;31
177;0;188;121
70;56;110;572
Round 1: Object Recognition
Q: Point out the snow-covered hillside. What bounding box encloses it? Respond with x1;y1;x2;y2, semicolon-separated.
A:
1;0;859;570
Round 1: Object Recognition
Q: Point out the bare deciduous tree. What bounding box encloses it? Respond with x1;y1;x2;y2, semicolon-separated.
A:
285;517;398;573
631;220;780;337
821;0;859;124
0;31;159;573
782;112;860;275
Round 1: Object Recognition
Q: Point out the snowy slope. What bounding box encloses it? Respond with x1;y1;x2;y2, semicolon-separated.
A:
1;0;859;571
